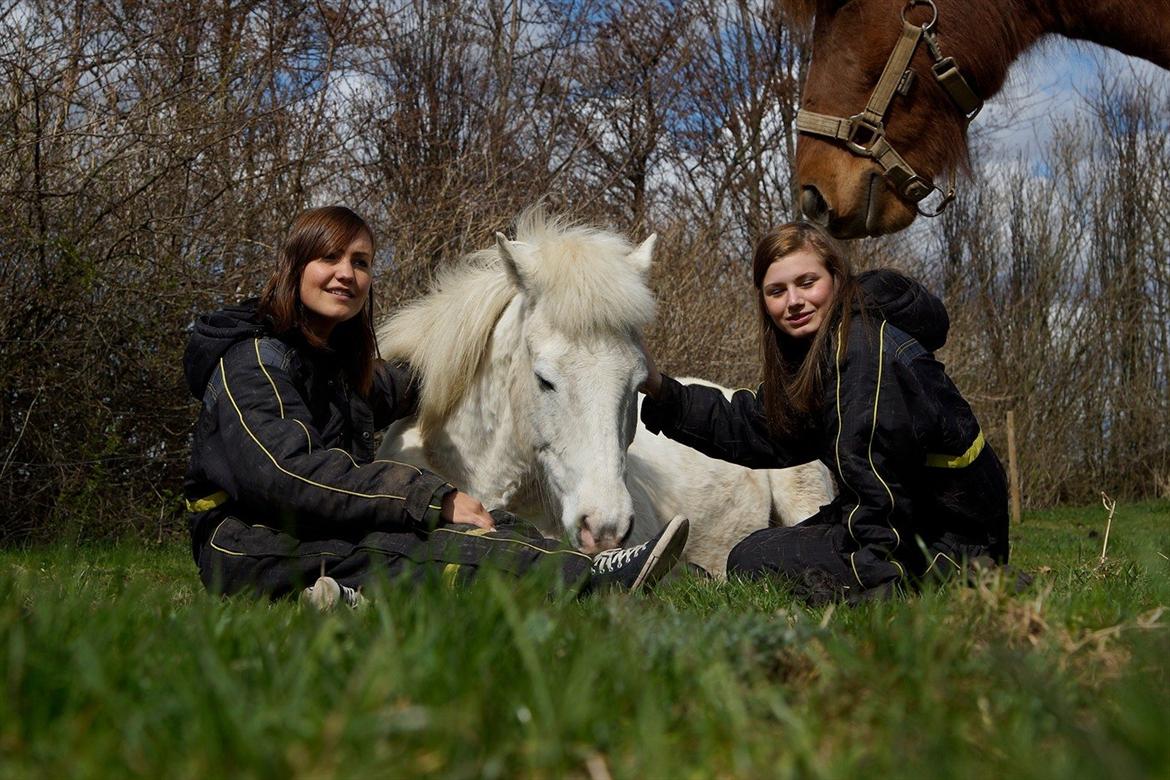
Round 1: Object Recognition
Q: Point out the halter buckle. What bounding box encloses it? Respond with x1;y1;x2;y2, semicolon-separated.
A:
884;165;932;203
845;115;885;157
902;177;933;202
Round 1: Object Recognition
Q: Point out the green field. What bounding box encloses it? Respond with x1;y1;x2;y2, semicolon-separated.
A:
3;502;1169;779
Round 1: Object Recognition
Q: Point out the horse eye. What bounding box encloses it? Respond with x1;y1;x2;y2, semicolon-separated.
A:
536;374;556;392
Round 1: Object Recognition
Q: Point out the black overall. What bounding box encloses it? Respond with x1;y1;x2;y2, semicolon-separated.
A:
183;301;591;598
641;271;1009;602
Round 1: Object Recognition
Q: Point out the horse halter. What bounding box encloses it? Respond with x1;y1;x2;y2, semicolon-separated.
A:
795;0;983;217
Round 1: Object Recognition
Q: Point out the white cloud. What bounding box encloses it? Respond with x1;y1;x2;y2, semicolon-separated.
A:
974;39;1165;169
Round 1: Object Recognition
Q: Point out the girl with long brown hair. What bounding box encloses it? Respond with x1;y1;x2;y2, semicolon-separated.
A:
183;206;688;606
640;221;1009;604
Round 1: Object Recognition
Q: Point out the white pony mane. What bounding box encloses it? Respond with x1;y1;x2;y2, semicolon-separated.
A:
377;208;655;432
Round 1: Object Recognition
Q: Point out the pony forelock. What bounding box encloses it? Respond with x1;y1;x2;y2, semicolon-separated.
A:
377;209;655;432
512;208;656;338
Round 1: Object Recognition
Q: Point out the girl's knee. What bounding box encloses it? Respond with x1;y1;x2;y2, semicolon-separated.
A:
726;527;786;578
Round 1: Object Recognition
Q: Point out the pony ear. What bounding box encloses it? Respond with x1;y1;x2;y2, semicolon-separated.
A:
628;233;657;276
496;232;534;292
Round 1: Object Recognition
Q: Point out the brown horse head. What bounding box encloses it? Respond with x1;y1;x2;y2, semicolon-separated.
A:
787;0;1170;238
793;0;1007;238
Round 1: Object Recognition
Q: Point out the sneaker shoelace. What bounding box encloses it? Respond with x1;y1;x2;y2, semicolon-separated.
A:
592;541;647;573
338;583;363;608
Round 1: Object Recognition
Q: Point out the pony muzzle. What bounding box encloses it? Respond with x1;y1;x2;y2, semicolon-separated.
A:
572;508;635;554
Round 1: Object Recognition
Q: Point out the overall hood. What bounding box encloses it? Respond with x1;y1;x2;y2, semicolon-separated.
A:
856;270;949;352
184;299;269;399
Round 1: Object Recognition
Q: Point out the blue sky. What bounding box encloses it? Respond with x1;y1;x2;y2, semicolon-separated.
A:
975;37;1166;169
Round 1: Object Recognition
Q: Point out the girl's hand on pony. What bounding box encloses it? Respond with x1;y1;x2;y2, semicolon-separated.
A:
441;491;496;531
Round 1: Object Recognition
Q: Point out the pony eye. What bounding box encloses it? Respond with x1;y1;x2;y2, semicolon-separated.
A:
536;374;556;392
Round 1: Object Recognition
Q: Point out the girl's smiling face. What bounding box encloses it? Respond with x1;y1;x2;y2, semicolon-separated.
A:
761;248;837;340
298;231;373;340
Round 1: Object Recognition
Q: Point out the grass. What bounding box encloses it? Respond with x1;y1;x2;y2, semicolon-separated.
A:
2;501;1169;779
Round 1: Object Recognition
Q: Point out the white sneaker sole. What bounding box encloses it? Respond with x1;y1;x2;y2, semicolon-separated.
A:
301;576;366;610
301;576;341;611
630;515;690;592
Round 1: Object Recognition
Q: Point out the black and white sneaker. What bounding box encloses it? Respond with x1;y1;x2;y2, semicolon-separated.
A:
590;515;690;593
300;576;366;611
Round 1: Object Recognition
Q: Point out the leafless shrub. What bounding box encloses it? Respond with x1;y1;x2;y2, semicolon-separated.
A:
887;71;1170;506
0;1;1165;541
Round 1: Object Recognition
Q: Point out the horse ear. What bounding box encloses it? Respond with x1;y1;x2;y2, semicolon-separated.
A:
496;232;533;292
628;233;657;276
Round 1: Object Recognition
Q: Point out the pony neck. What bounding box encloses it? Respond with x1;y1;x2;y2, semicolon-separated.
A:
1032;0;1170;69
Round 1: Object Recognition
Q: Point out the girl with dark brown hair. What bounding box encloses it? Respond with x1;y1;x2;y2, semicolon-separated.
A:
182;206;688;606
640;221;1009;604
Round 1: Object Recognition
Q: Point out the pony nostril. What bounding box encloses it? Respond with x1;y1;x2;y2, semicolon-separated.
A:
577;519;597;552
578;515;620;552
801;185;830;225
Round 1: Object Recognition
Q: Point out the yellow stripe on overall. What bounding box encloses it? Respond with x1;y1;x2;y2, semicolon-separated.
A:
925;430;985;469
185;490;229;513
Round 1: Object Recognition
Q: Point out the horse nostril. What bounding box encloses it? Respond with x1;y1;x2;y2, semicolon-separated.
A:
801;185;830;225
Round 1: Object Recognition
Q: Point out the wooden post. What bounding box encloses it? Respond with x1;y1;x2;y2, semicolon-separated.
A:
1006;409;1021;525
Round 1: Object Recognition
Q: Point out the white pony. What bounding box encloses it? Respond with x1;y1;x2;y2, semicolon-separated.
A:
378;211;653;552
377;210;836;572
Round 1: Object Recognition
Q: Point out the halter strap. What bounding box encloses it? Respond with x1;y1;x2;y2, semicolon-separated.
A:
795;0;982;216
